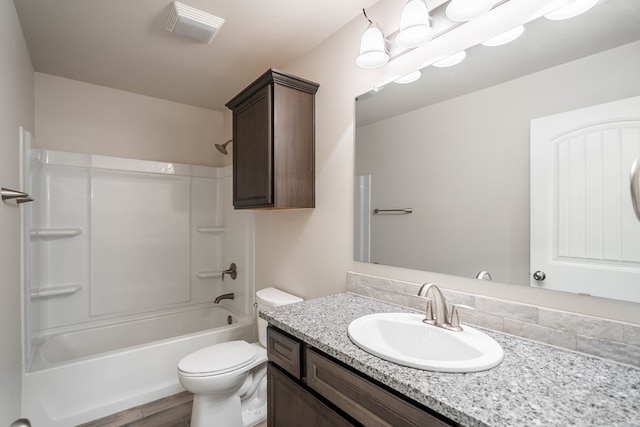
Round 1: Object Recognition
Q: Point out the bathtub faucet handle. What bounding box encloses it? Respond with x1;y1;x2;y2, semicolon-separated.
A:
222;263;237;281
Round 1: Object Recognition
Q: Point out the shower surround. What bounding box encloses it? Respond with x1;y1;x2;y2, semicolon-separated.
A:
21;142;255;426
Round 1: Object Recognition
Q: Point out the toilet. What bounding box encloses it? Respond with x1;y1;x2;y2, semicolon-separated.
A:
177;287;303;427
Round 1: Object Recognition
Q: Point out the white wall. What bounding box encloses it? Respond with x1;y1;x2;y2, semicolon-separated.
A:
0;0;34;422
27;153;235;336
356;41;640;287
255;0;640;324
35;73;230;167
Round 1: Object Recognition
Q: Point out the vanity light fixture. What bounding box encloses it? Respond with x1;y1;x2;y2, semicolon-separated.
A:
394;70;422;84
446;0;494;22
481;24;525;46
544;0;599;20
355;0;546;71
356;9;390;69
355;0;498;69
432;50;467;67
396;0;433;48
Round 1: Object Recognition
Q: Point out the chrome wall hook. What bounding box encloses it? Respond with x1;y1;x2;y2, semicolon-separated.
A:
2;187;33;204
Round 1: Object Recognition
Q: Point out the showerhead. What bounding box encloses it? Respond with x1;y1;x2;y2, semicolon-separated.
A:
215;139;232;155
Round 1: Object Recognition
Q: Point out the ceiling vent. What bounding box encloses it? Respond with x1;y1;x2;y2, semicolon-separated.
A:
165;2;225;44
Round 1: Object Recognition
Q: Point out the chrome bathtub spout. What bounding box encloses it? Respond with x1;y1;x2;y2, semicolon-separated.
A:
214;293;235;304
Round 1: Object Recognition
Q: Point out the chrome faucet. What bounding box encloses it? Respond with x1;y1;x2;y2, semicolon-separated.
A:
214;293;235;304
417;283;464;332
475;271;492;281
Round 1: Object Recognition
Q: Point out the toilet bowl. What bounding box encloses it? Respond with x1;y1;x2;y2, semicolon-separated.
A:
177;287;302;427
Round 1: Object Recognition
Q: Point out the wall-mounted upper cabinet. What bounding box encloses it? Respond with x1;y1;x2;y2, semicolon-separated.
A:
226;69;319;209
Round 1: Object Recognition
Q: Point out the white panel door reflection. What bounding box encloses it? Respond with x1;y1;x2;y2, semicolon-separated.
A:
531;96;640;302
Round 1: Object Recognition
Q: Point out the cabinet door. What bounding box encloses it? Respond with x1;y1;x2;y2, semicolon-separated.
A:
233;85;273;208
306;349;452;427
272;83;315;208
267;327;302;379
268;364;354;427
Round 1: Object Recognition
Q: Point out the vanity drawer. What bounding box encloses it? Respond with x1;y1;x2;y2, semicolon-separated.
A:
267;327;302;379
305;348;452;427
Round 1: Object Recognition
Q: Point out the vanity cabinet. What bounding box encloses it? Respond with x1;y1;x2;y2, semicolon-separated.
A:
226;69;319;209
268;364;355;427
266;327;454;427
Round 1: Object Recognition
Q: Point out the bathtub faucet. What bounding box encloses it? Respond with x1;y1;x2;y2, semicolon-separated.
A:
222;263;237;281
214;293;235;304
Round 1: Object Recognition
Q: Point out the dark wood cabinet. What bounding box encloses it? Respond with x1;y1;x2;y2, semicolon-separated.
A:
226;69;319;209
266;327;455;427
266;326;302;379
268;364;355;427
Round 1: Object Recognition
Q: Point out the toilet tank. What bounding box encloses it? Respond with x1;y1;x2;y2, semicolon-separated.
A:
256;287;303;347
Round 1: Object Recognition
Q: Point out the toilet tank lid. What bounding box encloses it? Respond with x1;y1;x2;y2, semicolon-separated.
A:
256;287;303;307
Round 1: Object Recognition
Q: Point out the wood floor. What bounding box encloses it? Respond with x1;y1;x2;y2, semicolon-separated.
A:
78;391;268;427
77;392;193;426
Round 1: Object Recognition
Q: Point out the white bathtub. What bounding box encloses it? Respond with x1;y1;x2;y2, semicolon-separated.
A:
22;305;254;427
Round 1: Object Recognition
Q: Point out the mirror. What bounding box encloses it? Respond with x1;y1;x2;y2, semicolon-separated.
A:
354;0;640;302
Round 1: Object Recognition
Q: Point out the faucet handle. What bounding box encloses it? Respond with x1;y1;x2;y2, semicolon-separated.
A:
222;263;237;281
447;304;474;331
422;298;435;325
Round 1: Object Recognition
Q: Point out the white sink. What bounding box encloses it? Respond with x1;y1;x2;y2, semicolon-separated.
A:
347;312;504;373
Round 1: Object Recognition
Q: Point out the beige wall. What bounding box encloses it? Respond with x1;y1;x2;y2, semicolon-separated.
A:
0;0;34;422
254;0;640;324
35;73;230;167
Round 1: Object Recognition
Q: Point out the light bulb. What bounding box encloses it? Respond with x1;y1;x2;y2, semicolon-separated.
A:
446;0;494;22
356;23;389;69
544;0;598;20
396;0;433;48
481;25;525;47
432;51;467;68
394;71;422;84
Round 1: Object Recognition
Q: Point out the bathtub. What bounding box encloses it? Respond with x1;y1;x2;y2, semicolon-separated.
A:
22;305;254;427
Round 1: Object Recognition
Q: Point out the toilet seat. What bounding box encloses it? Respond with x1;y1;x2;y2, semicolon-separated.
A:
178;340;258;377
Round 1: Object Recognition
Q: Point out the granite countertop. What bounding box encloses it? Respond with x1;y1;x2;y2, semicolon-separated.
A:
260;293;640;427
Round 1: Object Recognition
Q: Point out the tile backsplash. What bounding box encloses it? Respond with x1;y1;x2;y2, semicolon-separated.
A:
347;272;640;368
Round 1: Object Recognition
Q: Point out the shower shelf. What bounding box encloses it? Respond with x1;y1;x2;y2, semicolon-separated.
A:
30;227;83;237
30;283;82;299
196;226;225;234
196;270;223;279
